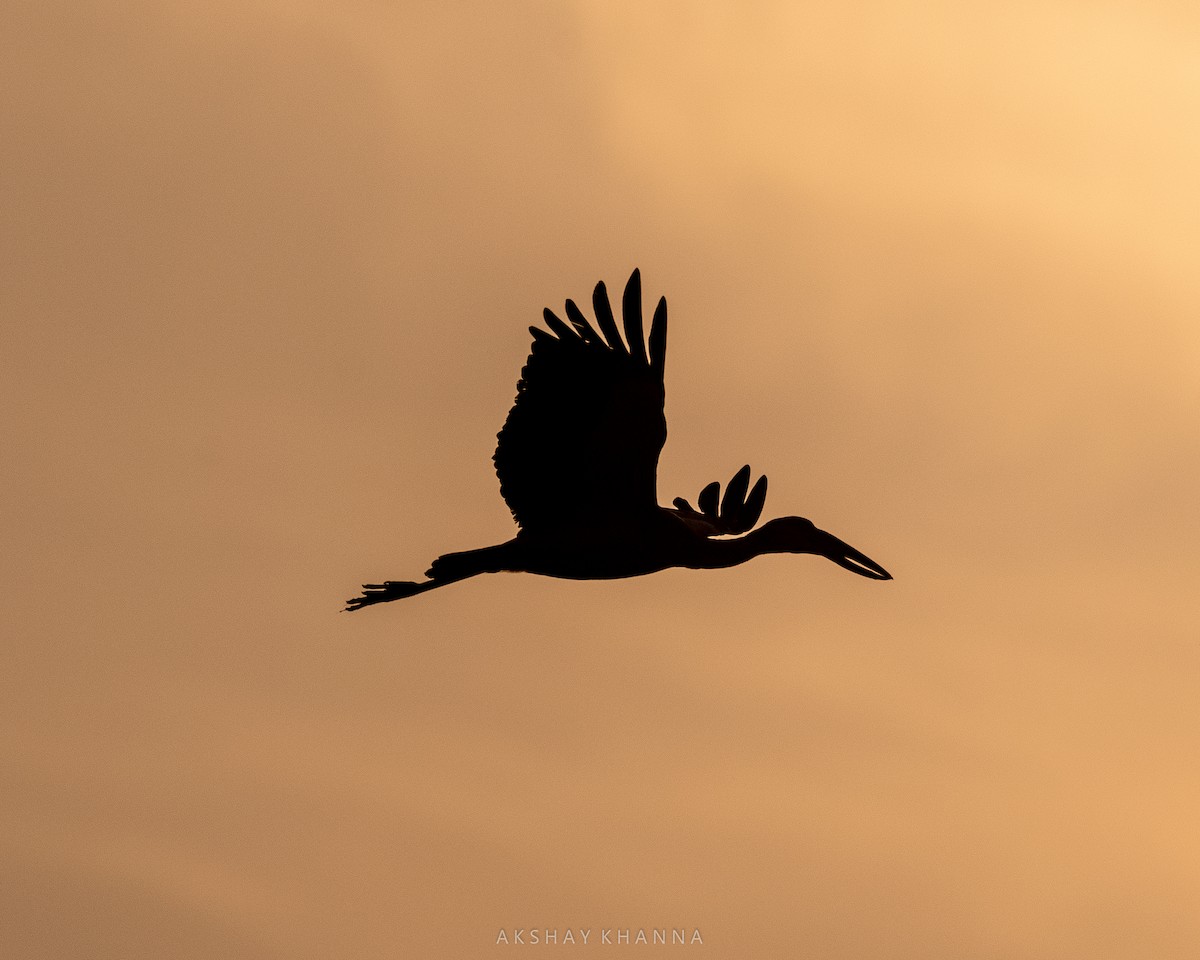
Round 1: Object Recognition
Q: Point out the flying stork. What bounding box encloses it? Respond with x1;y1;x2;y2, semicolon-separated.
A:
346;270;891;610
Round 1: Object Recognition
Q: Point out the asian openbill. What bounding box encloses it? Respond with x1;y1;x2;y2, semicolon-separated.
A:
346;270;891;610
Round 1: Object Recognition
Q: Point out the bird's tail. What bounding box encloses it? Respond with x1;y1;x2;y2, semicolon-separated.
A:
345;543;512;611
424;543;510;581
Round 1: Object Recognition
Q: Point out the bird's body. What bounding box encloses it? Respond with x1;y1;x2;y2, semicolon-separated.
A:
438;520;681;583
346;270;890;610
510;516;687;580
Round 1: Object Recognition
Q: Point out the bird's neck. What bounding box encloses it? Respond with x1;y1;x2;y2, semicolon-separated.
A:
689;528;779;570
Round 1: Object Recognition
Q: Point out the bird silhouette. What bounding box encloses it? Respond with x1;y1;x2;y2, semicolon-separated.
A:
346;270;891;610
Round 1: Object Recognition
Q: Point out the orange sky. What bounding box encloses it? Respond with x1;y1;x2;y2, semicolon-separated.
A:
4;2;1199;957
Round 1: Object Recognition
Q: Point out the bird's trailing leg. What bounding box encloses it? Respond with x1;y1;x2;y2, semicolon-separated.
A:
344;542;514;611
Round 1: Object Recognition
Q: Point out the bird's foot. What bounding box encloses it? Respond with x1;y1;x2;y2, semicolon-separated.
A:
344;581;426;611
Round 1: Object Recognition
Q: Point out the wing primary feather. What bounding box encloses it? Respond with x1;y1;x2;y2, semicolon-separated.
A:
743;475;768;529
648;296;667;374
622;268;648;364
529;326;555;343
721;465;751;523
564;299;602;343
698;480;720;517
592;281;626;353
542;308;575;341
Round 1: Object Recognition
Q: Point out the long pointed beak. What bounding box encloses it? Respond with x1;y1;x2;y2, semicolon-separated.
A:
819;531;893;580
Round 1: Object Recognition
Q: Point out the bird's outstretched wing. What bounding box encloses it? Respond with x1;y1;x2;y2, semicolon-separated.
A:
494;269;668;530
671;465;768;537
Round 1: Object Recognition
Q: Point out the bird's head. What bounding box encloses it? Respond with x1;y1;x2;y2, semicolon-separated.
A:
757;516;893;580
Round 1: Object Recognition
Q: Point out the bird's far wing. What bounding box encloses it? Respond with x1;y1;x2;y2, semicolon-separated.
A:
670;465;768;536
494;269;668;530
